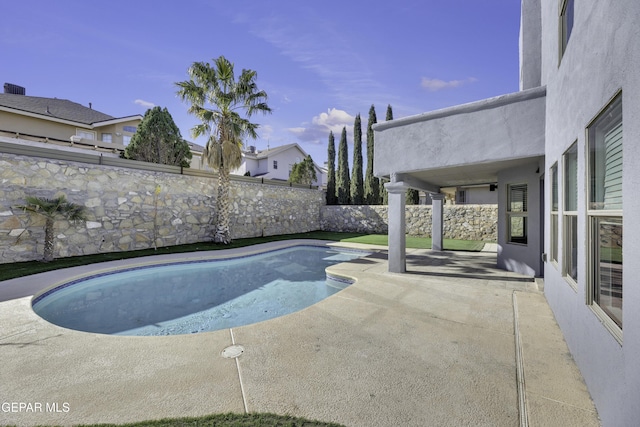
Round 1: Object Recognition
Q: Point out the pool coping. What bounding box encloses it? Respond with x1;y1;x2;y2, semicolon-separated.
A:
0;240;600;427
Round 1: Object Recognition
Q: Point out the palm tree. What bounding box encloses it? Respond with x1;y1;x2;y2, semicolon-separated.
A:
17;195;87;262
176;56;271;244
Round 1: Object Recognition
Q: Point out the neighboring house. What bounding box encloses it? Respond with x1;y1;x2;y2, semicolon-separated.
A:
0;83;207;168
0;84;142;152
233;143;325;187
373;1;639;425
185;141;206;169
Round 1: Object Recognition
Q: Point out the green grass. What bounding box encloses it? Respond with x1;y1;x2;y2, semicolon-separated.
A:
1;412;346;427
0;231;488;282
339;234;486;251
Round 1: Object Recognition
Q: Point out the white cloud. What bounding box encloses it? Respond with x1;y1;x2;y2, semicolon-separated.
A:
288;127;306;135
288;108;356;144
312;108;354;131
134;99;155;108
420;77;478;92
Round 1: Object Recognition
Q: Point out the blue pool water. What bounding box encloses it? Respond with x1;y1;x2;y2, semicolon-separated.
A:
32;245;368;336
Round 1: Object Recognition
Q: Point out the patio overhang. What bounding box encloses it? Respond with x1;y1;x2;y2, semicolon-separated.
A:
373;86;546;188
373;86;547;274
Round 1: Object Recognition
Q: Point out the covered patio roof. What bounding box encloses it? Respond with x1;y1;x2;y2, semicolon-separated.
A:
373;86;547;274
373;86;546;191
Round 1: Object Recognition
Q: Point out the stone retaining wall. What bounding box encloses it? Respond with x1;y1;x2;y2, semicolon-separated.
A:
0;150;497;264
0;153;323;263
321;205;497;241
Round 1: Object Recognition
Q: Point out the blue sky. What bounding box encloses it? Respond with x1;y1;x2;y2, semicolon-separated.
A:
1;0;522;166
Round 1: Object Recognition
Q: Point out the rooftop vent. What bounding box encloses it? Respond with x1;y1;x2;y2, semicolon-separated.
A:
4;83;26;95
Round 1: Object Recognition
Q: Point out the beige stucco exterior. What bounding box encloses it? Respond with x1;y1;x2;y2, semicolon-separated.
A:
0;109;141;149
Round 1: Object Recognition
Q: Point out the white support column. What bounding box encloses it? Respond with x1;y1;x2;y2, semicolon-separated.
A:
386;184;407;273
430;193;445;251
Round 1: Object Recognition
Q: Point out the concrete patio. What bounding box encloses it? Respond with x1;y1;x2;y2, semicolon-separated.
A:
0;240;600;426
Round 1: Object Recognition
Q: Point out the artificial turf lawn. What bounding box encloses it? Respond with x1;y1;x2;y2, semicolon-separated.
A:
0;231;489;282
339;233;486;251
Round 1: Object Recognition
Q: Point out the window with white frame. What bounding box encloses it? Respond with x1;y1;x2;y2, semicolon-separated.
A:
122;135;131;146
559;0;574;61
101;133;112;143
507;183;528;245
76;130;96;140
550;163;559;264
588;93;622;333
563;142;578;283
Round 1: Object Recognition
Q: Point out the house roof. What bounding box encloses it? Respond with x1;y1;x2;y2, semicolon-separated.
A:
0;93;117;125
187;141;206;152
244;143;300;159
241;142;325;174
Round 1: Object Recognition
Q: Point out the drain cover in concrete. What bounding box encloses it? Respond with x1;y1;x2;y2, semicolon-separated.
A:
222;345;244;358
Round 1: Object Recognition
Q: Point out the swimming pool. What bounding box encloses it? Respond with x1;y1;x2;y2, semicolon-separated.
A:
32;245;369;336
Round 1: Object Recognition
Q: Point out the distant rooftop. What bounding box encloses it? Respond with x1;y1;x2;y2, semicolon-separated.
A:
0;93;115;124
243;143;299;159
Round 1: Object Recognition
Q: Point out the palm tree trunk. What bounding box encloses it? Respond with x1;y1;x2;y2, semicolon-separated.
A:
43;218;55;262
214;167;232;244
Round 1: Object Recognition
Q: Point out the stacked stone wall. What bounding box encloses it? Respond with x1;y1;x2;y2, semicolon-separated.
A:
321;205;497;241
319;205;389;234
0;151;497;264
0;153;323;263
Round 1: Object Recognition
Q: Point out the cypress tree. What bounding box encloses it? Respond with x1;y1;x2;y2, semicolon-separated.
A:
337;126;351;205
364;105;379;205
380;104;394;204
326;131;337;205
406;188;420;204
350;114;364;205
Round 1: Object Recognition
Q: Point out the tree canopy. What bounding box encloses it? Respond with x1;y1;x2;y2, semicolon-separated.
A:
350;114;364;205
406;188;420;205
176;56;271;243
123;107;192;167
380;104;394;204
337;127;351;205
326;131;337;205
17;195;87;262
289;155;317;186
364;105;379;205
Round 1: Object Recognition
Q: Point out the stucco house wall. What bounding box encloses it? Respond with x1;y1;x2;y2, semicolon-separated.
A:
0;96;141;148
268;149;302;180
518;0;541;90
374;88;546;180
453;186;498;205
497;159;544;277
0;111;140;148
372;1;640;423
540;1;640;425
236;144;323;186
